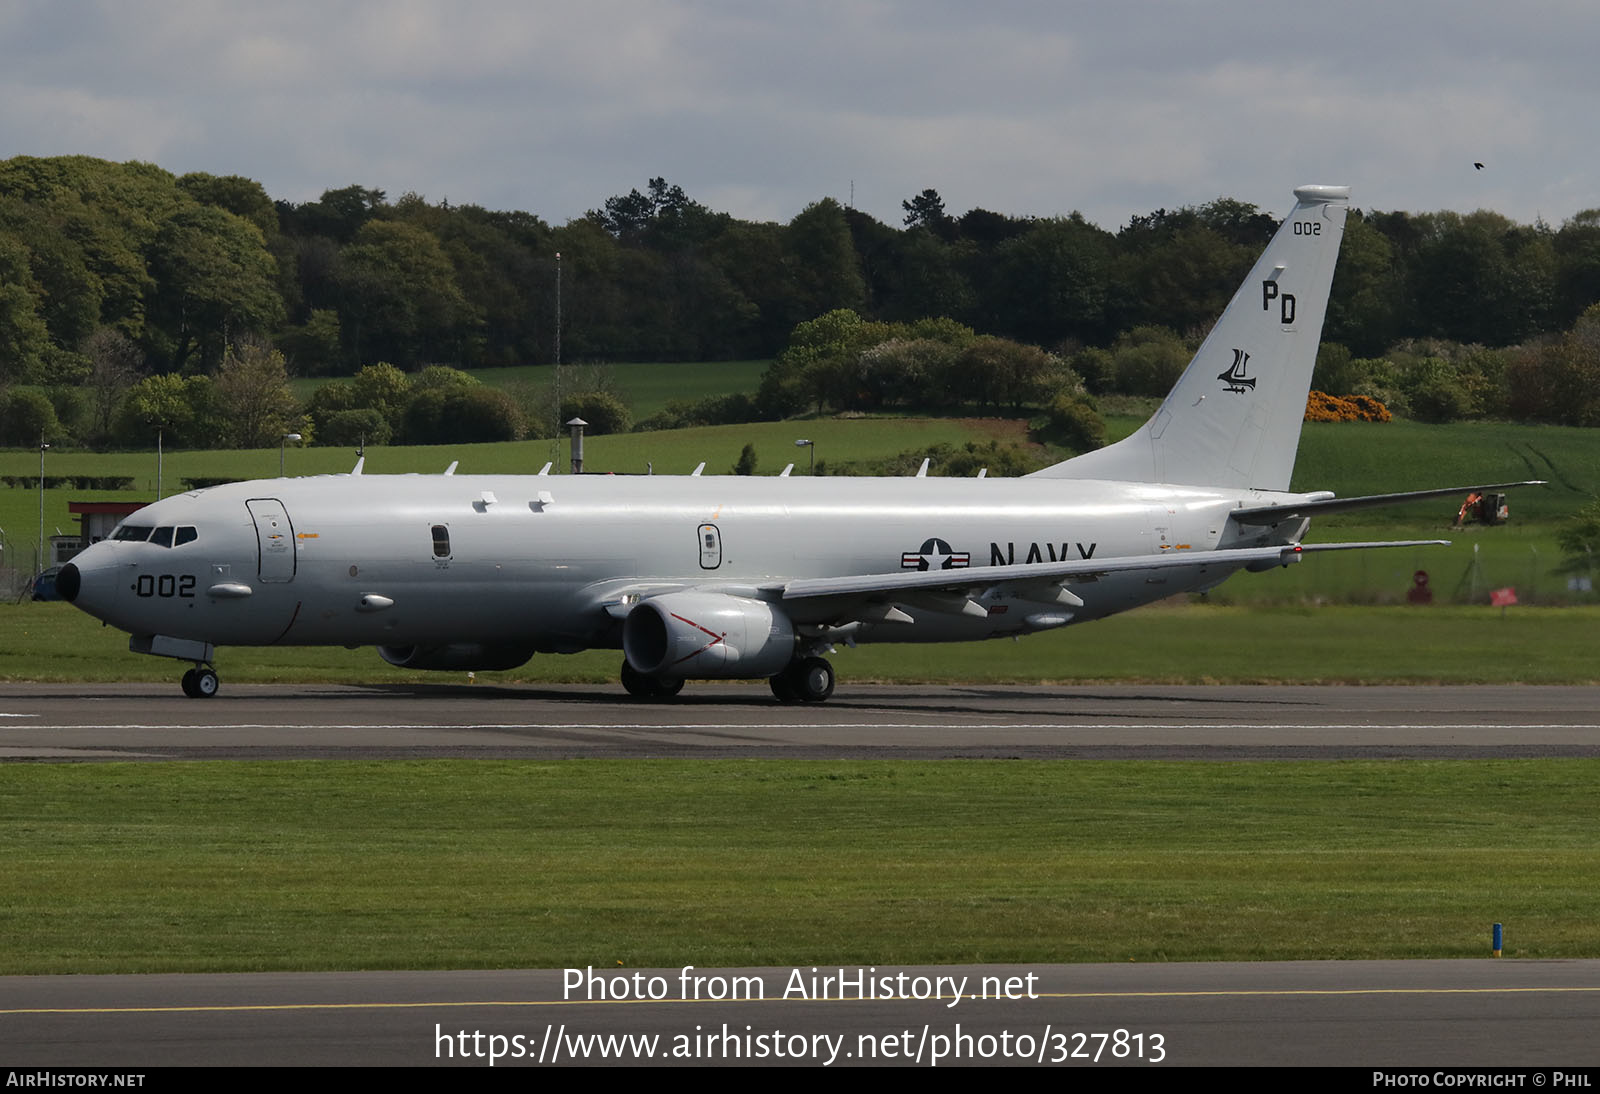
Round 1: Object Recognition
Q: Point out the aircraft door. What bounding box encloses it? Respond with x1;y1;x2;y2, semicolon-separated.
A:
698;524;722;569
246;498;296;582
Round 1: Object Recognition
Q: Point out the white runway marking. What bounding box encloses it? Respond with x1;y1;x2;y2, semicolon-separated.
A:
12;722;1600;732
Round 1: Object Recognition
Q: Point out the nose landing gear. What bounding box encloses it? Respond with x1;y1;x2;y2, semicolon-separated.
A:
127;636;220;698
180;665;220;698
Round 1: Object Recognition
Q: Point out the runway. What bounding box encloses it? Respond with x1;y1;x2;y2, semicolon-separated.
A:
5;959;1599;1067
2;682;1599;761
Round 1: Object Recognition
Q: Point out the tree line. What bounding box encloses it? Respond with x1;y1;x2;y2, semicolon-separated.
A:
4;154;1600;449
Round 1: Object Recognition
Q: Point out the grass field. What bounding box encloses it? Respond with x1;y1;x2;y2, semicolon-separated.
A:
3;758;1594;974
287;360;772;421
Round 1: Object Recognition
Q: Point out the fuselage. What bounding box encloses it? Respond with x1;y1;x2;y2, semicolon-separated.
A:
61;471;1307;654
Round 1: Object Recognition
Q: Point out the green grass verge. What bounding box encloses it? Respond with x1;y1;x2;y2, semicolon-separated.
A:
6;601;1599;685
288;360;772;420
3;759;1593;973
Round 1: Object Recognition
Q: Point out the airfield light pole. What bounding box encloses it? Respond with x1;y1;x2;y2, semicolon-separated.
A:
156;426;163;500
280;433;301;477
37;435;49;574
552;252;563;469
794;438;814;475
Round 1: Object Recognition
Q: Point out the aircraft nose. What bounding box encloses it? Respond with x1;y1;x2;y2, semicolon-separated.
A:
59;542;123;623
58;561;81;602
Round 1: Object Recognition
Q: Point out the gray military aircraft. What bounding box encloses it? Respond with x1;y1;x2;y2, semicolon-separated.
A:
58;185;1534;701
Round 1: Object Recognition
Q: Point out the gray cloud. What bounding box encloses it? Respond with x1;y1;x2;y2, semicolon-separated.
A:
2;0;1595;230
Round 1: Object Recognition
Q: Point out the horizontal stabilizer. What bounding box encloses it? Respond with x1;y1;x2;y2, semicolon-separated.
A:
1231;481;1545;525
1294;540;1449;552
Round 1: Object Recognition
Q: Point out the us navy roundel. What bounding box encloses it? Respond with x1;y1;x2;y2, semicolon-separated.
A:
901;538;970;571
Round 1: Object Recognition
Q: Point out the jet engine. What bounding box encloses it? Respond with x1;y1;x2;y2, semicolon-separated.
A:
377;644;535;671
622;592;795;679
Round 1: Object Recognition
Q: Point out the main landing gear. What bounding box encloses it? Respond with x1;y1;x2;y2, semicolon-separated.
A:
620;660;684;700
769;656;835;704
617;656;838;703
180;664;220;699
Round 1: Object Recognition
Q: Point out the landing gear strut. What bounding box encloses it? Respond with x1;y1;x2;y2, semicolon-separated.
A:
769;655;835;704
180;665;220;699
620;660;684;699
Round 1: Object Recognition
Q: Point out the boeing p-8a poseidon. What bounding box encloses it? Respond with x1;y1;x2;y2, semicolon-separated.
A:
58;185;1532;701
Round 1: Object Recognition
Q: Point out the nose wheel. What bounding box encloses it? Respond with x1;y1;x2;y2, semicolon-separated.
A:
181;666;220;699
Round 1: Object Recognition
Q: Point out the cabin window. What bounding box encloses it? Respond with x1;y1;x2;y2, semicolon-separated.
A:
113;525;153;542
149;526;174;548
174;526;198;547
431;524;451;558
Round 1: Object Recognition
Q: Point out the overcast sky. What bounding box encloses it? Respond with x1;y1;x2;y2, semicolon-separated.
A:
2;1;1593;231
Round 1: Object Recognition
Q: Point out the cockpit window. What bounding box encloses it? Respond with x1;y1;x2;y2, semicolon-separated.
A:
149;526;174;548
113;525;153;542
174;526;198;547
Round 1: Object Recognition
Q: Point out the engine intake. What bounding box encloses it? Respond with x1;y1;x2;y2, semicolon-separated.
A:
623;593;794;679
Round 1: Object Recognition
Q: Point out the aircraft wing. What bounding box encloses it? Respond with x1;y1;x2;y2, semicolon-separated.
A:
771;540;1446;603
1230;482;1544;525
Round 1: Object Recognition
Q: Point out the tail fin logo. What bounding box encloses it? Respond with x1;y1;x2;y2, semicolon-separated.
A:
1217;348;1256;394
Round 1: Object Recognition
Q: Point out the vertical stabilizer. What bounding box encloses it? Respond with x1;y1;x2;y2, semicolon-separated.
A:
1030;185;1349;490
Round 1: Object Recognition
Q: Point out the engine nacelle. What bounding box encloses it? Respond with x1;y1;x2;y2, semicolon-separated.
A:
623;592;795;679
377;644;535;671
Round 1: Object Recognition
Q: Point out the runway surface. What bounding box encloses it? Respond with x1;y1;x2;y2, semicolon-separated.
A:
2;681;1599;761
5;959;1599;1067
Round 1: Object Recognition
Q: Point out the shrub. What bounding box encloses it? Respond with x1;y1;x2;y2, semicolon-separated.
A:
402;386;523;444
560;391;632;435
1110;326;1191;397
319;407;391;447
1304;391;1391;422
438;386;523;443
0;387;63;446
1042;392;1106;452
